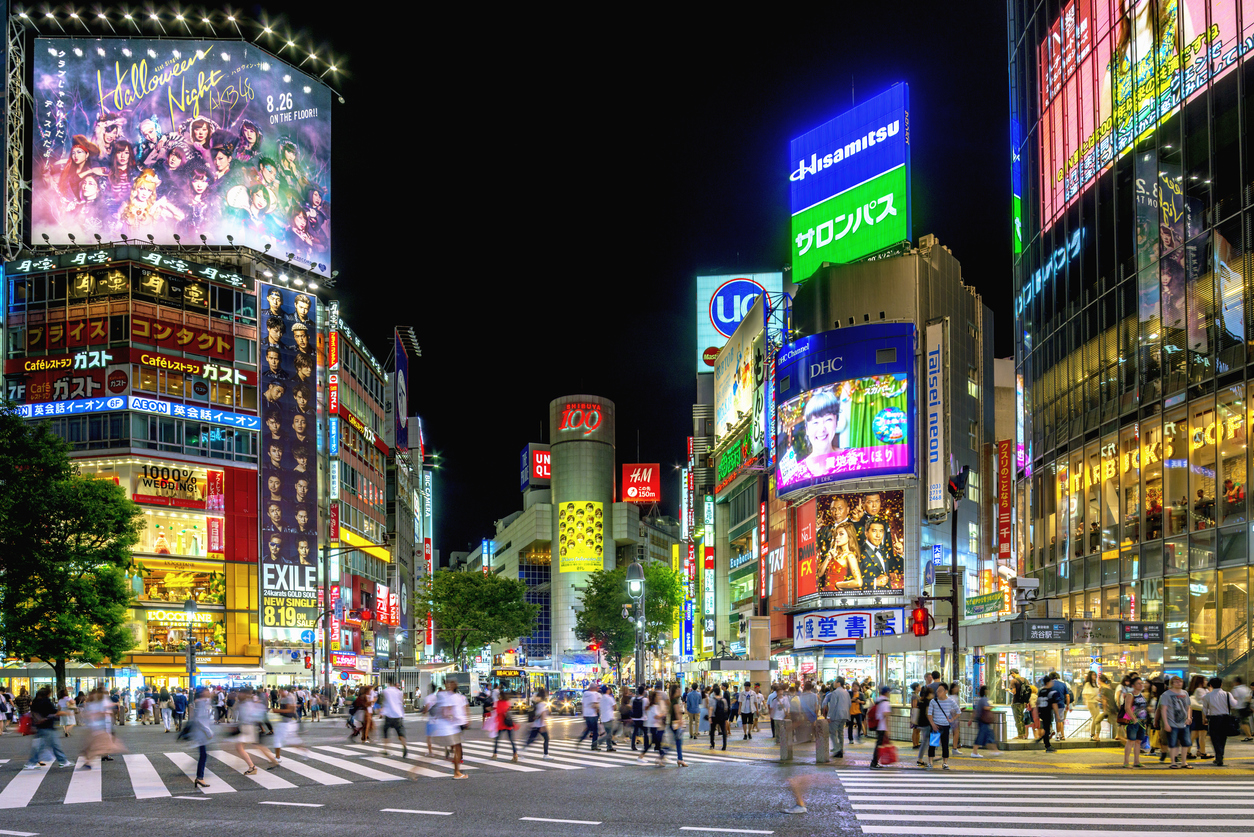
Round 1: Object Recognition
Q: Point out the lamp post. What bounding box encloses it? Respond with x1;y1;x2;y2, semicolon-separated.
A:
626;561;644;689
183;598;197;689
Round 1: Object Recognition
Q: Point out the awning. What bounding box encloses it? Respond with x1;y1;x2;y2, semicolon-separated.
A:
678;658;775;673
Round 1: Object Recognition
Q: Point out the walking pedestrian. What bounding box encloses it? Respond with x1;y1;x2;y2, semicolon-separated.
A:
970;684;998;757
667;685;687;767
22;687;69;769
185;686;214;788
752;683;766;734
648;689;669;764
521;686;552;761
769;682;790;742
908;683;921;748
1161;676;1193;769
56;688;76;738
868;686;893;769
1202;676;1237;767
1121;675;1147;768
598;685;618;751
422;683;439;756
1233;676;1253;741
798;681;819;744
740;681;757;739
173;688;188;732
685;685;702;739
926;682;958;770
425;676;470;778
708;685;728;751
1081;671;1101;739
1009;669;1029;739
631;686;651;753
822;678;850;758
577;682;601;749
271;687;303;763
378;678;408;758
915;685;934;766
491;690;518;762
1188;674;1213;759
233;688;279;773
1036;673;1064;753
848;683;864;744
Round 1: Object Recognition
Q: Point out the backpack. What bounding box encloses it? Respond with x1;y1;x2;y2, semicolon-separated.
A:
632;696;644;719
865;698;880;728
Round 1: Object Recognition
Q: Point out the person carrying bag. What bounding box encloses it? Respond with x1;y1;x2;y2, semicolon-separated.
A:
1202;676;1238;766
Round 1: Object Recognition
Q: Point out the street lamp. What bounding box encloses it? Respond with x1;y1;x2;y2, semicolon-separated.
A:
626;561;644;689
183;598;197;689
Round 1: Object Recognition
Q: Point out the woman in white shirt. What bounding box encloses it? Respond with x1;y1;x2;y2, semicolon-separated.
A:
926;683;960;770
1202;676;1237;767
522;687;552;760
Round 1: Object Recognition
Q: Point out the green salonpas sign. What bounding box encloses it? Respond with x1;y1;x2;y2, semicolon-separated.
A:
965;590;1005;618
790;164;908;282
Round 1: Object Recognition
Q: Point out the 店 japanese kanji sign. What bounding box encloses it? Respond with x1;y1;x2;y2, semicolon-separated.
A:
792;608;905;649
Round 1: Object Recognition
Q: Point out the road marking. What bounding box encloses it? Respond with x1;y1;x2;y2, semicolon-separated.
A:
847;792;1254;801
303;748;405;781
362;756;447;779
857;813;1254;826
381;808;454;816
678;828;774;835
124;754;171;799
459;742;587;769
172;795;211;800
0;764;49;809
853;804;1254;814
520;817;603;825
343;744;479;770
259;800;324;807
266;755;351;785
0;830;39;836
839;779;1254;788
164;752;233;794
859;829;1254;837
209;752;296;789
310;745;364;757
64;757;101;804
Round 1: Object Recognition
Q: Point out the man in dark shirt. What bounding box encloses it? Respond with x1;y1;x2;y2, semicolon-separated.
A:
23;686;70;769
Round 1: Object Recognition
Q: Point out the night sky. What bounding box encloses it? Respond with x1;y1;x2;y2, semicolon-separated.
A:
315;7;1012;556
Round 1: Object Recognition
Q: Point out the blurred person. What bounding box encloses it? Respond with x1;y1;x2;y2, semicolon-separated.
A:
1232;676;1253;741
272;686;302;763
521;686;552;762
379;678;408;758
232;689;279;773
631;686;651;753
57;688;76;737
598;685;618;751
970;684;999;757
667;685;687;767
868;685;893;769
491;690;518;762
1189;674;1212;759
184;686;215;788
22;687;70;770
708;685;728;751
577;682;601;749
823;677;850;758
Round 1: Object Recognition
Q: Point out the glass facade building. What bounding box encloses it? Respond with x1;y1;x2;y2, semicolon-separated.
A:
1010;0;1254;679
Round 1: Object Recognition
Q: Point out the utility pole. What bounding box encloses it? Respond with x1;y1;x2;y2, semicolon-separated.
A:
947;466;971;686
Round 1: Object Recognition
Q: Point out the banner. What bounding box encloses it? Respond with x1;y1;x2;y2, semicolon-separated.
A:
557;501;603;572
33;39;332;274
259;282;319;634
394;329;409;454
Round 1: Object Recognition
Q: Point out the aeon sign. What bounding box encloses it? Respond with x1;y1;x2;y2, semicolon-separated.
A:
710;278;765;340
558;402;604;436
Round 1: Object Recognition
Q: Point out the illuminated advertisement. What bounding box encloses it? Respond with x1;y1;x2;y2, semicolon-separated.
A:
557;501;603;572
695;272;783;369
622;463;660;503
33;39;332;274
793;608;905;648
775;323;915;496
519;442;551;490
394;329;409;454
714;294;763;445
997;439;1014;557
925;321;946;515
16;394;259;430
1037;0;1243;230
797;490;905;599
423;467;434;651
259;282;319;635
790;83;910;281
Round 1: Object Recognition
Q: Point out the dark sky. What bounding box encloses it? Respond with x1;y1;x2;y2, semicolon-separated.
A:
315;7;1012;556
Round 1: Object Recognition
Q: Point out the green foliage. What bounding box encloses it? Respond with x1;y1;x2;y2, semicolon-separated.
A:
415;570;539;666
575;563;685;667
0;408;145;691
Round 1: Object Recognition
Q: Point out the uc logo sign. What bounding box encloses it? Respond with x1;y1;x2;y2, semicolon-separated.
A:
709;278;765;339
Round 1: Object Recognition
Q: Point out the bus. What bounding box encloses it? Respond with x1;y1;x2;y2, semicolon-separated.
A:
488;666;561;707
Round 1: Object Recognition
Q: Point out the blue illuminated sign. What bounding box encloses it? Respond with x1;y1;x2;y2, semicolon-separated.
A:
18;395;260;431
329;416;340;457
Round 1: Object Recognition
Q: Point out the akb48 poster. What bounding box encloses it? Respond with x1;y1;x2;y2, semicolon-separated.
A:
32;39;332;274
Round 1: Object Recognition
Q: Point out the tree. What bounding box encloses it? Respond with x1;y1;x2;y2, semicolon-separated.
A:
1;465;145;693
575;563;684;683
415;570;539;668
0;409;76;579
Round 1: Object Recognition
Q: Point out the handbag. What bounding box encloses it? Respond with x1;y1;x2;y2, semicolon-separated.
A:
929;730;941;747
876;743;899;764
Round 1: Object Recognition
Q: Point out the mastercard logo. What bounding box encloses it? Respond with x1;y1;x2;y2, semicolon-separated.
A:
702;347;720;366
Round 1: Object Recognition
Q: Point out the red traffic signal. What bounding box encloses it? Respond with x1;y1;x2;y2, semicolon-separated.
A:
304;655;313;669
586;643;599;652
910;603;931;637
360;608;373;622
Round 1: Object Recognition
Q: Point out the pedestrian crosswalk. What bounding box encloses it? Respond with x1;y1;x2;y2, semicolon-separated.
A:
834;769;1254;836
0;736;754;808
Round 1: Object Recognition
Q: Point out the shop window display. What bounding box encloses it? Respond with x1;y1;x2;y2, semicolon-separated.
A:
1163;405;1190;537
140;568;224;605
1190;397;1218;530
139;611;224;654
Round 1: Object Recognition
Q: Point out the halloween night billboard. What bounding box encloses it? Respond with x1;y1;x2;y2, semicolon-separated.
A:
33;39;332;274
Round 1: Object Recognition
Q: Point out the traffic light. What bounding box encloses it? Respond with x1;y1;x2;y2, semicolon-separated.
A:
947;466;972;501
910;601;931;637
585;643;599;652
304;655;313;670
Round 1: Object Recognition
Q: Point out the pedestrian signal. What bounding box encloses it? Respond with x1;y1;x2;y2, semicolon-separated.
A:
910;603;931;637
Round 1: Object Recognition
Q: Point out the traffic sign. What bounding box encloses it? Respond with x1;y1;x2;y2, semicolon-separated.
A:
300;630;316;643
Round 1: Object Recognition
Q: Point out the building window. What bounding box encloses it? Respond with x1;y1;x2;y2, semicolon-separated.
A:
969;419;978;451
968;522;979;555
967;471;980;504
968;367;979;398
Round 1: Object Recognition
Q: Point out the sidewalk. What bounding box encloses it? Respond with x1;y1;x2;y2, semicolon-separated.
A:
707;723;1254;772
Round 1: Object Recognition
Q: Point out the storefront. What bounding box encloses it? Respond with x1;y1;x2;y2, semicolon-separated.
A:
134;604;225;655
792;606;905;687
0;663;141;697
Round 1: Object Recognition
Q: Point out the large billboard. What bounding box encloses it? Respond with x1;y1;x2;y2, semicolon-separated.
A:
775;323;915;497
714;295;764;445
556;500;603;572
394;330;409;454
622;463;660;503
696;273;783;370
797;490;905;599
33;39;332;274
1036;0;1241;230
258;282;319;637
790;83;910;281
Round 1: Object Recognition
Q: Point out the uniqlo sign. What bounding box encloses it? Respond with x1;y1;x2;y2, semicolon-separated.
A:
532;450;550;480
622;463;660;503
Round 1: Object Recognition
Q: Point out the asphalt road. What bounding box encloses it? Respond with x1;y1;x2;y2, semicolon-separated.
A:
3;715;1254;836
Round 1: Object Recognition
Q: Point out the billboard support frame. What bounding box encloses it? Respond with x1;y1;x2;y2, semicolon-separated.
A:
5;16;24;258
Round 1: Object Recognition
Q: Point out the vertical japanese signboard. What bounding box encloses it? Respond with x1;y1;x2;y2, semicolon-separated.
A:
423;467;435;652
997;438;1013;557
394;329;409;454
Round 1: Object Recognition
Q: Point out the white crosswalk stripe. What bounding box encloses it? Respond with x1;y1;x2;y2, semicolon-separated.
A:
837;769;1254;835
63;757;100;804
0;764;50;809
460;740;613;769
165;752;233;793
122;754;169;799
209;751;297;789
